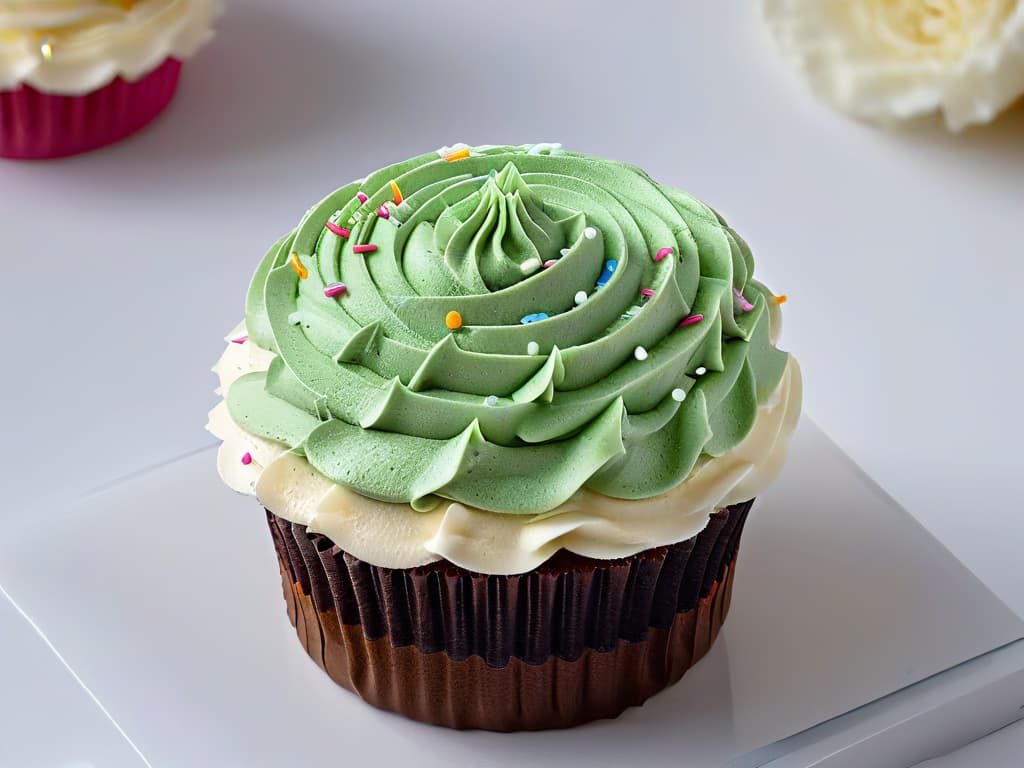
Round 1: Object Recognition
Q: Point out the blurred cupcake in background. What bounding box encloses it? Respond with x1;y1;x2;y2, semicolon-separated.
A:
0;0;222;159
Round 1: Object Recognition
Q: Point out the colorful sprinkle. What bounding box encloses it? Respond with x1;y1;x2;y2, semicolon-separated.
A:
678;313;704;328
584;226;598;240
574;290;588;306
323;282;347;298
378;204;391;219
634;346;649;361
445;147;471;162
527;341;540;356
543;259;558;269
520;257;541;274
640;288;655;298
520;312;549;324
695;366;707;376
325;221;351;238
230;335;248;345
733;287;754;312
241;452;252;465
289;252;308;280
352;244;378;254
445;310;463;330
596;259;618;288
390;180;404;205
671;388;686;402
655;247;674;262
356;192;368;204
40;37;53;61
484;395;499;407
774;294;788;305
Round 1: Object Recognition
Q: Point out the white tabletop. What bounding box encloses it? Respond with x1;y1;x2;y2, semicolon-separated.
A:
0;0;1021;764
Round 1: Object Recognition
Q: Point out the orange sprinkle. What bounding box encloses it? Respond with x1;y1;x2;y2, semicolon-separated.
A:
445;310;463;330
774;294;788;305
390;180;403;205
290;252;308;280
445;148;470;162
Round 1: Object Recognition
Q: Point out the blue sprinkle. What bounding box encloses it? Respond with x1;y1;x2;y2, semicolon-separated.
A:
596;259;618;288
520;312;549;324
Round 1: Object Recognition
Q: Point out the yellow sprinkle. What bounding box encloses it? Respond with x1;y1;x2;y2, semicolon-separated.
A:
390;180;403;205
290;252;308;280
774;294;788;305
445;310;463;330
445;148;471;162
39;38;53;61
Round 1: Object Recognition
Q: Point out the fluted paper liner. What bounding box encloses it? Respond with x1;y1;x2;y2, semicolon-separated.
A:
266;500;751;731
0;58;181;159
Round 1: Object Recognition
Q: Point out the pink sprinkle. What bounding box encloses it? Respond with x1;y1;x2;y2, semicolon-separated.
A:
678;314;704;328
655;247;674;262
356;192;368;204
377;204;390;219
733;287;754;312
230;335;248;345
542;259;558;269
640;288;655;298
323;282;347;298
241;452;252;465
325;221;351;238
352;244;378;254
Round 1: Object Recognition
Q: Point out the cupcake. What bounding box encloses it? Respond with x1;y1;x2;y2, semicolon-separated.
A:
0;0;221;159
208;143;802;731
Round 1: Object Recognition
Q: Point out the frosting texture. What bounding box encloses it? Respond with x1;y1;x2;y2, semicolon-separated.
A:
0;0;222;92
210;331;800;573
223;145;793;517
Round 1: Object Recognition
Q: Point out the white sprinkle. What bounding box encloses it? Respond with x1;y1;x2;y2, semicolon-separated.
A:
288;312;302;326
40;37;53;60
484;395;499;407
560;248;570;256
584;227;598;240
520;257;541;274
671;388;686;402
527;142;562;155
634;346;648;361
437;142;469;157
695;366;707;376
527;341;540;356
574;290;588;306
625;305;642;317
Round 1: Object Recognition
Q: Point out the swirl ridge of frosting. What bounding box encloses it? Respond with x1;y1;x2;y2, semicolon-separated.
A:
226;145;791;516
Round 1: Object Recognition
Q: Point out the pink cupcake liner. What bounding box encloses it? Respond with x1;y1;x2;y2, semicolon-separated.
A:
0;57;182;160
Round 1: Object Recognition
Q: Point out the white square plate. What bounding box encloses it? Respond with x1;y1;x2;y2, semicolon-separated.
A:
1;420;1020;767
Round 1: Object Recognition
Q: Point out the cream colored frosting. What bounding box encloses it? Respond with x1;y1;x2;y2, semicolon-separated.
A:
208;319;802;574
0;0;222;93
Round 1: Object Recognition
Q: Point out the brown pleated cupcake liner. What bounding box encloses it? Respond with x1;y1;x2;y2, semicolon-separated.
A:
265;500;751;730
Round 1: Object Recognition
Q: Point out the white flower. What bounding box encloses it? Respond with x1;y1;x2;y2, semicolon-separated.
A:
761;0;1024;131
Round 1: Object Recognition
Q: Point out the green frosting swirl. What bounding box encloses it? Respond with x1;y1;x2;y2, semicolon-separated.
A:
227;144;790;514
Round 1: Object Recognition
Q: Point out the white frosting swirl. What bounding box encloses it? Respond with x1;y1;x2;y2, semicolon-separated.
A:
0;0;222;93
208;321;802;574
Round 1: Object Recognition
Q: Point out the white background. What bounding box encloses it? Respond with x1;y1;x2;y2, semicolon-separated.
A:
0;0;1021;763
